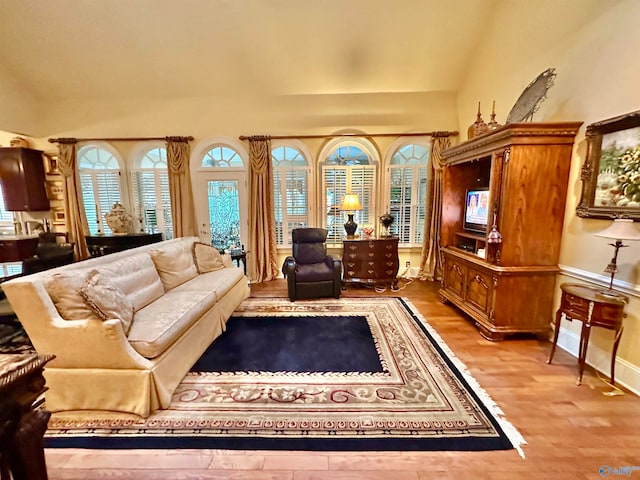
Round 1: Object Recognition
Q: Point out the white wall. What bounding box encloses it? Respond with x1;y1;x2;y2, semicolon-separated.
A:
0;66;40;137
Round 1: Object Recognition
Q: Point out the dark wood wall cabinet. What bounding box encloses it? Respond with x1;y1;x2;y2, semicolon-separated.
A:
86;232;163;256
342;238;399;287
439;122;582;340
0;148;50;211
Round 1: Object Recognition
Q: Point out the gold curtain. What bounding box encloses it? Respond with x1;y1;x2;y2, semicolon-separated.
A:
419;134;452;281
166;137;197;238
247;136;279;283
57;140;90;260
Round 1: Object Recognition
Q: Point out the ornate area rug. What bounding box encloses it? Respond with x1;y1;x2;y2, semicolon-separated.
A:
45;297;525;455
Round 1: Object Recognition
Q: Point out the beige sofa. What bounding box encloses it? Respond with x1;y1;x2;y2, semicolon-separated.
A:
2;236;250;417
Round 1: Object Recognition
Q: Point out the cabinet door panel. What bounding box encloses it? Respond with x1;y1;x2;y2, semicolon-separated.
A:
466;266;495;318
443;256;466;300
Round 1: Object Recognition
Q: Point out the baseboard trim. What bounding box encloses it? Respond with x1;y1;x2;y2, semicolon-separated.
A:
555;327;640;396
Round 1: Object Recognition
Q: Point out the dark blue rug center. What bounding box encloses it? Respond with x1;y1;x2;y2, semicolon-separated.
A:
190;315;383;373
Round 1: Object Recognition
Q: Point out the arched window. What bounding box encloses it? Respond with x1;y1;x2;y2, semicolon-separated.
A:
131;145;173;240
320;140;378;245
272;144;310;246
201;146;244;168
387;142;430;245
193;140;248;251
78;144;124;235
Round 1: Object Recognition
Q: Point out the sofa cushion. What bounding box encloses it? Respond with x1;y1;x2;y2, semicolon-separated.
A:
193;242;225;273
127;290;217;359
79;269;135;335
92;254;165;312
172;267;245;299
44;270;103;321
150;241;198;291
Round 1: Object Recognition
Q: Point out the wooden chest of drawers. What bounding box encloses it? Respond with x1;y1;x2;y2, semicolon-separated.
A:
342;238;399;286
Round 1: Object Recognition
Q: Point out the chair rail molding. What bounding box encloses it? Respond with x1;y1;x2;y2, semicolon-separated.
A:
558;264;640;299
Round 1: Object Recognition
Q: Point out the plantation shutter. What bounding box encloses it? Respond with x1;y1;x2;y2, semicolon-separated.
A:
80;171;121;235
283;169;308;245
0;186;13;225
321;165;376;245
273;168;283;245
389;166;413;243
132;170;173;240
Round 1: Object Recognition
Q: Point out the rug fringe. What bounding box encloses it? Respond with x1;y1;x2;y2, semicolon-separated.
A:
401;298;528;459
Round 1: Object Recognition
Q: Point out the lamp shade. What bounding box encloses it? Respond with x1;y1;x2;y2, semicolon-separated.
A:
340;194;362;211
594;219;640;241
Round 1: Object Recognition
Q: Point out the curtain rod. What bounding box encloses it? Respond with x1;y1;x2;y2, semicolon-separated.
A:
48;136;194;143
239;131;458;141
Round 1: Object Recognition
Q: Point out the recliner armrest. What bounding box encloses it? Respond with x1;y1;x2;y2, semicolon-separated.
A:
282;256;296;278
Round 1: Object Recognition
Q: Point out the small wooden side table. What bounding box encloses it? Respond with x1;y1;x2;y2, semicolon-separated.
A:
0;353;54;480
547;283;628;386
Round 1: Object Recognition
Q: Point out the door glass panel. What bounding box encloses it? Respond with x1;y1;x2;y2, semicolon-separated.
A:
207;180;241;250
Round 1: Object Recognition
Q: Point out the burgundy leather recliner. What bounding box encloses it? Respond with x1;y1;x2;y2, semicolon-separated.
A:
282;228;342;301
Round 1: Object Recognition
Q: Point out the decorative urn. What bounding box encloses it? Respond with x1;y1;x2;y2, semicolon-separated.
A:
105;202;133;234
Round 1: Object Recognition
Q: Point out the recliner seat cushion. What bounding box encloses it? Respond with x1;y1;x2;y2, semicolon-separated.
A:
295;261;335;282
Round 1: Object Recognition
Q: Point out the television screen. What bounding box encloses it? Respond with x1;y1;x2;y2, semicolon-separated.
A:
464;189;490;233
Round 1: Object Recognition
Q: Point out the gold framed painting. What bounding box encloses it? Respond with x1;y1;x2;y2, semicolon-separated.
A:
577;109;640;220
51;207;66;225
46;180;64;201
43;152;61;175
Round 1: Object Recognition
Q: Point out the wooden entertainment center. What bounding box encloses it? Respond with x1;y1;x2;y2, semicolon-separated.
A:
439;122;582;340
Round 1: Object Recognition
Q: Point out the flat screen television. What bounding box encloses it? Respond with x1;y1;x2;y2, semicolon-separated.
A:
463;188;490;234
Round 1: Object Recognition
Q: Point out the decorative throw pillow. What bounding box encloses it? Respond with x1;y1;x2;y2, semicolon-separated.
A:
44;270;103;321
150;241;198;290
79;269;135;335
193;242;226;273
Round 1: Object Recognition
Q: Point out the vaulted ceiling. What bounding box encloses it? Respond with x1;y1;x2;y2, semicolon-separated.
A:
0;0;498;102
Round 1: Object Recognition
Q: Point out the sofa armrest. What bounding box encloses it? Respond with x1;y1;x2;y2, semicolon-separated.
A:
2;279;151;370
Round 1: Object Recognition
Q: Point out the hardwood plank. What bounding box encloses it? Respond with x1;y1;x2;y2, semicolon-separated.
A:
45;279;640;480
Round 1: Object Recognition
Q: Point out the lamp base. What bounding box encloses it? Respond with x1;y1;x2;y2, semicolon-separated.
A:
597;289;625;300
344;214;358;238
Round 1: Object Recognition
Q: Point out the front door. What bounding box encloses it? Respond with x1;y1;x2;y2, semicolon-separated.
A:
195;173;247;251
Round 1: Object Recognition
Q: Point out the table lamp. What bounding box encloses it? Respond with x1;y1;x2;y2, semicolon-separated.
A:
594;218;640;296
340;194;362;238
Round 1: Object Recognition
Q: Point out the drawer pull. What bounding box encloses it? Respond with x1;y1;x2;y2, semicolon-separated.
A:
347;271;355;276
347;262;355;268
367;270;374;274
349;246;357;251
349;254;357;259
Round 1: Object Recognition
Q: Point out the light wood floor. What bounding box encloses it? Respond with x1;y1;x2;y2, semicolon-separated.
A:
44;279;640;479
